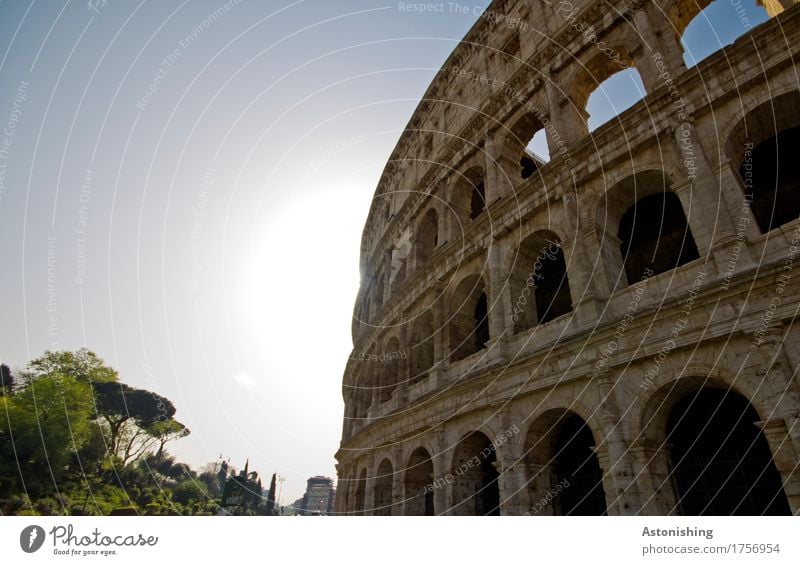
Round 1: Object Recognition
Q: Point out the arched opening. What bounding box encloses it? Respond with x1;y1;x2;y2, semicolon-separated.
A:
451;167;487;225
414;208;439;268
373;459;394;516
450;432;500;515
409;311;434;385
676;0;769;67
666;388;790;515
404;447;434;515
618;191;699;282
354;468;367;515
524;410;607;516
507;112;550;183
374;271;385;311
585;68;647;131
727;92;800;234
449;275;490;363
379;337;400;403
510;231;572;334
598;170;699;288
743;127;800;232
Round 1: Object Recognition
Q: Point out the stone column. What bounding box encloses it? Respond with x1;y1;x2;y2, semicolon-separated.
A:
562;190;607;322
383;249;394;304
368;356;381;418
525;462;555;515
749;326;800;513
364;456;377;516
597;372;642;515
392;445;406;516
395;320;410;408
756;419;800;514
629;2;685;79
751;326;800;456
429;280;448;388
431;427;452;515
669;119;737;258
628;438;677;515
545;70;583;149
593;445;619;516
484;129;513;204
495;409;528;515
486;234;514;352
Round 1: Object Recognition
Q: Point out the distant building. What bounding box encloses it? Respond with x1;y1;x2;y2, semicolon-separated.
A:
300;476;335;515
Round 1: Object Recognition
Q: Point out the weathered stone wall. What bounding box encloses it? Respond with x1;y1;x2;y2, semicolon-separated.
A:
337;0;800;515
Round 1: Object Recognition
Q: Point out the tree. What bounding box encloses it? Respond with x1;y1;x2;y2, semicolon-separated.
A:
22;349;118;385
149;419;190;462
0;373;94;490
0;349;195;515
92;381;187;465
266;473;277;515
0;364;14;396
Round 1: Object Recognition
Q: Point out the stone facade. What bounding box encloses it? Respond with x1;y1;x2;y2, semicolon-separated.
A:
335;0;800;515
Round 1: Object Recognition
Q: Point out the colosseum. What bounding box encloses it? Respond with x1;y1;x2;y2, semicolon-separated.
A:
335;0;800;516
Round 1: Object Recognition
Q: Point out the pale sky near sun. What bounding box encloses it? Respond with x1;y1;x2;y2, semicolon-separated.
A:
0;0;767;504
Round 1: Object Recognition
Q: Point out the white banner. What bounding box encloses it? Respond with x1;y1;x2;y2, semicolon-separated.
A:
1;516;798;564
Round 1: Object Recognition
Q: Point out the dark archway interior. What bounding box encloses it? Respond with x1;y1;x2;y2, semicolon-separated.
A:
354;469;367;514
470;180;486;220
373;460;394;516
741;126;800;234
521;155;538;179
450;277;488;363
535;245;572;324
618;191;699;282
451;432;500;515
553;414;607;516
473;293;489;354
415;209;439;267
667;388;790;515
405;448;435;516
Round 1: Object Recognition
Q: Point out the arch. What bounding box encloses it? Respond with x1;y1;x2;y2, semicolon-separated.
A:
451;166;486;224
414;207;440;269
726;90;800;234
642;380;791;515
354;468;367;515
506;111;550;182
448;274;490;362
675;0;769;66
585;68;647;131
373;458;394;516
597;170;699;287
450;431;500;515
567;47;644;134
409;310;434;385
404;447;435;515
524;409;607;515
509;230;573;333
665;0;715;43
379;337;400;403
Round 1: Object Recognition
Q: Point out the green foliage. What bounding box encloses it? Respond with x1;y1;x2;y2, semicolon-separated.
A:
0;372;94;487
172;479;208;506
22;349;118;385
0;349;213;516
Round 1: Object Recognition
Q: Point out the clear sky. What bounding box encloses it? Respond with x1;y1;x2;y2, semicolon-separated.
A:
0;0;767;504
